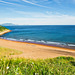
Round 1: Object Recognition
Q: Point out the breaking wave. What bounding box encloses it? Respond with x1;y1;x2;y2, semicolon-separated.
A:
0;37;75;47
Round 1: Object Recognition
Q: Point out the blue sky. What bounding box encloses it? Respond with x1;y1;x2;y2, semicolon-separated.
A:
0;0;75;25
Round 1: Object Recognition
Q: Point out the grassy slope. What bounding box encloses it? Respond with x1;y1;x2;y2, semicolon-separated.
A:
0;25;9;32
0;56;75;75
0;46;22;58
0;43;74;75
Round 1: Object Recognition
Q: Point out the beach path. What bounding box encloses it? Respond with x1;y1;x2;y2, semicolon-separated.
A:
0;39;75;59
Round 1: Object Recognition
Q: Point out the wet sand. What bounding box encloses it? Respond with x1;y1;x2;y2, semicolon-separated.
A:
0;38;75;59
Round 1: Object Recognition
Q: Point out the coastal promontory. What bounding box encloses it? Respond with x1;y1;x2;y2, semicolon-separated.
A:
0;25;11;35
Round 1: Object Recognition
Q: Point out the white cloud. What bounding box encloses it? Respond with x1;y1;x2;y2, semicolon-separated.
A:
22;0;51;8
0;15;75;25
9;9;66;18
0;0;26;7
15;10;47;17
14;10;71;18
0;0;51;8
29;0;50;3
0;0;17;5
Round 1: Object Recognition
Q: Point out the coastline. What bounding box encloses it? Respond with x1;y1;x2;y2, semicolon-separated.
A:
0;38;75;59
0;30;75;59
1;38;75;51
0;30;11;36
0;37;75;50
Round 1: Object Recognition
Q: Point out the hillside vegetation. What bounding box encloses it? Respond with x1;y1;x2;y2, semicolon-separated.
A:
0;56;75;75
0;46;22;58
0;25;9;32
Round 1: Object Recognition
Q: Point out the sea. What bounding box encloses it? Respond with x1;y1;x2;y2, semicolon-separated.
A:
0;25;75;49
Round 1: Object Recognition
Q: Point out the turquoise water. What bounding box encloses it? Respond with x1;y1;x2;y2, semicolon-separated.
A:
0;25;75;49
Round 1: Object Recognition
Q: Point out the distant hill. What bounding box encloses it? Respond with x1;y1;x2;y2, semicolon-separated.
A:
1;23;15;26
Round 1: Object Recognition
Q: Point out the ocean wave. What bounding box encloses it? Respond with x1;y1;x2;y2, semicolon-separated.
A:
25;39;35;42
46;41;61;45
0;37;75;47
0;37;18;41
5;38;17;41
36;40;46;43
19;39;24;41
13;29;33;31
68;44;75;47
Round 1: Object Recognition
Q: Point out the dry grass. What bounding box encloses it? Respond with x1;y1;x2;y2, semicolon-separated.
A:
0;46;22;58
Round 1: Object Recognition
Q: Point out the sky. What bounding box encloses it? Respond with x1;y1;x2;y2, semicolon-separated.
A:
0;0;75;25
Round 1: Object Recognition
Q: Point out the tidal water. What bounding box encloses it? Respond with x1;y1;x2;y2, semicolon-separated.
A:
0;25;75;49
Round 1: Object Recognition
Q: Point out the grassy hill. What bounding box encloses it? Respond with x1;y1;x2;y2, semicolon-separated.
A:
0;25;9;32
0;56;75;75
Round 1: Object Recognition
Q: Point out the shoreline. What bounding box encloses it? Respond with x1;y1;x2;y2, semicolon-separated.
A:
0;30;75;59
0;37;75;50
1;38;75;51
0;30;11;36
0;38;75;59
0;30;75;50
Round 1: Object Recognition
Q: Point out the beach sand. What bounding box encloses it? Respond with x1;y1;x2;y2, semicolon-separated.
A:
0;38;75;59
0;30;11;35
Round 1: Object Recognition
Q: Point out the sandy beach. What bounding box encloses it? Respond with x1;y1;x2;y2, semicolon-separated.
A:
0;38;75;59
0;30;11;35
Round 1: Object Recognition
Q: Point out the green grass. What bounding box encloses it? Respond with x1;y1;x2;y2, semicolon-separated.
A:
0;46;75;75
0;25;9;32
0;56;75;75
0;46;22;58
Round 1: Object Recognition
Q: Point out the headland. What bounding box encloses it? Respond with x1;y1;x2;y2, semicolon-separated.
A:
0;25;11;35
